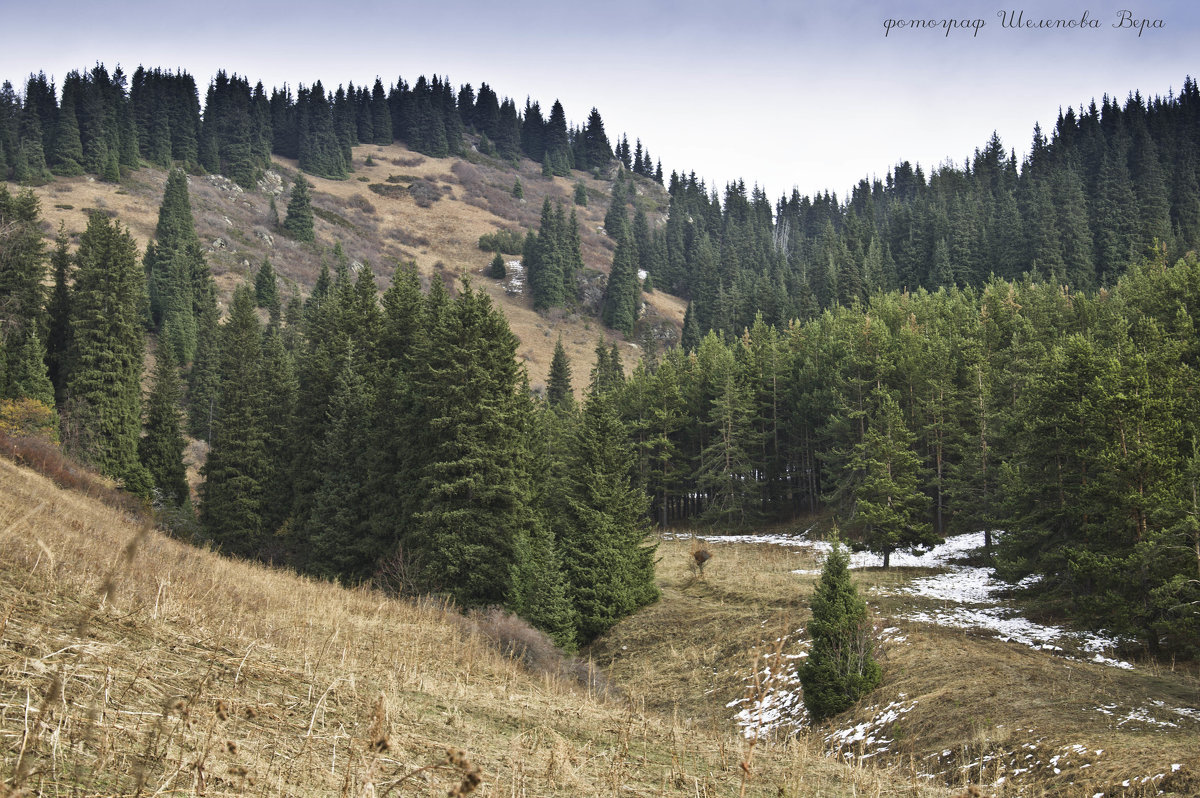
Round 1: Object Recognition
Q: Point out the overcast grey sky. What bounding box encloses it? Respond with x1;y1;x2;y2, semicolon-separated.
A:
1;0;1196;200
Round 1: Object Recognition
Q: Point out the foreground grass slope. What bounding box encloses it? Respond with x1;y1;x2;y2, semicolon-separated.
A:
0;454;956;796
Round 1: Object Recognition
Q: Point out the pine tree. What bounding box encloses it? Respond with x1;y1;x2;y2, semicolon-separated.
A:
284;174;315;242
848;390;937;567
574;181;588;206
799;537;881;720
63;213;152;496
140;338;189;506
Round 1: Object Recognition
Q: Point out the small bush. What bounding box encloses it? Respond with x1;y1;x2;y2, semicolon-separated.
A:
477;228;525;255
368;183;407;199
312;206;356;230
391;154;425;167
387;226;430;248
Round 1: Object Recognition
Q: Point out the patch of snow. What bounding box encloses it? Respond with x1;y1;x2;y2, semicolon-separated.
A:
504;261;525;295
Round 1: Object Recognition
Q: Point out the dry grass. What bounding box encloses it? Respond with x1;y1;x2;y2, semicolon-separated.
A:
595;534;1200;798
0;455;959;796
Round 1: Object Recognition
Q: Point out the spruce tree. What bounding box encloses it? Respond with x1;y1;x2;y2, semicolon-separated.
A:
842;390;937;567
556;392;659;644
284;174;315;242
64;213;152;496
45;225;72;406
546;337;575;410
254;257;281;323
407;279;534;607
601;230;639;335
487;252;506;279
140;338;189;506
201;286;268;557
799;537;881;720
509;519;578;651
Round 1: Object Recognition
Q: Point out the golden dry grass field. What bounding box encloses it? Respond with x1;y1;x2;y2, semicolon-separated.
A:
0;454;964;797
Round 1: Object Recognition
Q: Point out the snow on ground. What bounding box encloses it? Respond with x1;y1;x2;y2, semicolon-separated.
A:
700;528;1197;792
672;528;1138;669
503;261;524;295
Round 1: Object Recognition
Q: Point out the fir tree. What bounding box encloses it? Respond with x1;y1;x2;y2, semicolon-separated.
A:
546;337;575;410
284;174;315;242
574;181;588;206
140;338;189;506
201;286;268;557
487;252;506;279
799;537;881;720
64;213;152;496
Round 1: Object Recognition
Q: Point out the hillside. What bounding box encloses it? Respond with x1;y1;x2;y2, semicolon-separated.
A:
25;142;684;392
0;452;956;797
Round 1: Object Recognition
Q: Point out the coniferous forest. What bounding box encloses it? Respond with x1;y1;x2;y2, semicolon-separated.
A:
1;64;1199;656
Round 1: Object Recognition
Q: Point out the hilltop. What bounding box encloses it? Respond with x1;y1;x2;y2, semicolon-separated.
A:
24;141;684;391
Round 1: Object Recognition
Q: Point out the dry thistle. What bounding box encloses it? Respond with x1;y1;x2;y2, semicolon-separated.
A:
366;692;390;753
690;541;712;578
446;748;482;796
215;699;229;721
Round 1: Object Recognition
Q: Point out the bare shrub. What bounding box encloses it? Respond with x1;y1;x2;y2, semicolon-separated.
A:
0;430;146;520
391;154;425;167
409;178;442;209
346;193;376;214
387;226;430;248
465;607;619;698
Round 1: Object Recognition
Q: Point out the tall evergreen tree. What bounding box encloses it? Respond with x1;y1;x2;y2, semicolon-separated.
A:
140;338;189;506
284;174;315;242
201;286;268;557
63;213;151;496
546;336;575;410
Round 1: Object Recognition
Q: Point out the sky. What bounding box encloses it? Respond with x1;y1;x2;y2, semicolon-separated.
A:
2;0;1197;201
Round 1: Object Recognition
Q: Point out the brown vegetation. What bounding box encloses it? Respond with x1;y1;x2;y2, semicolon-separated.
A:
1;455;960;796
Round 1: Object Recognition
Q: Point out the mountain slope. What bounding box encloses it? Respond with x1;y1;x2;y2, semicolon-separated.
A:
26;141;684;391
